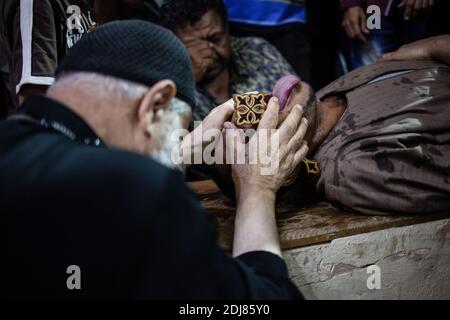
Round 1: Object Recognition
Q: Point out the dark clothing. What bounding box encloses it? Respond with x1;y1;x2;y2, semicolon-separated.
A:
0;96;302;300
1;0;96;106
0;32;12;119
427;0;450;36
224;0;307;26
115;0;162;23
347;4;430;70
0;28;12;118
0;76;12;118
314;60;450;215
225;0;310;82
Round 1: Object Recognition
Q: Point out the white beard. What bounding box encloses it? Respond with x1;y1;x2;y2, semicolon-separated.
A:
148;98;191;171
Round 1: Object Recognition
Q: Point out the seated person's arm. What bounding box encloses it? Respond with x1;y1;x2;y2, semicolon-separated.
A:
381;35;450;66
432;36;450;65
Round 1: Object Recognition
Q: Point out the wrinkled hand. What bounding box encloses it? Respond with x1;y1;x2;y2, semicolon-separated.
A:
225;98;309;197
342;6;370;42
181;99;234;164
184;38;216;82
398;0;434;20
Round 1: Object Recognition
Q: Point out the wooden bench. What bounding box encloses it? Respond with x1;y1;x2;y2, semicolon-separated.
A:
189;180;450;300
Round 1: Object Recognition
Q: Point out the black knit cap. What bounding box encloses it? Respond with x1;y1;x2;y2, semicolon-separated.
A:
56;20;196;107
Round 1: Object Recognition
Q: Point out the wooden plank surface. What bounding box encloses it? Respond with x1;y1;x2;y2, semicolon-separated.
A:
189;180;450;250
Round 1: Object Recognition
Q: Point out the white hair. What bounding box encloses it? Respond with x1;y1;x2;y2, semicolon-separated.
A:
49;72;149;104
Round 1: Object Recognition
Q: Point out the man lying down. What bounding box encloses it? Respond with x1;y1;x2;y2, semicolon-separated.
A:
213;35;450;216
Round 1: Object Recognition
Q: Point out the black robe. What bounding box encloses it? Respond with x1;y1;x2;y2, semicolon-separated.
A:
0;95;302;300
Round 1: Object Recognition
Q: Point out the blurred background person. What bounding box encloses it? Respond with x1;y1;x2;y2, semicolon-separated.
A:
341;0;434;70
223;0;311;83
160;0;296;121
1;0;97;108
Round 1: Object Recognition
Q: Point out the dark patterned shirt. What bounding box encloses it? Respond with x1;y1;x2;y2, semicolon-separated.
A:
193;36;296;121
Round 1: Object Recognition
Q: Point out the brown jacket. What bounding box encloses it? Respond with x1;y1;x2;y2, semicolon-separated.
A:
314;60;450;215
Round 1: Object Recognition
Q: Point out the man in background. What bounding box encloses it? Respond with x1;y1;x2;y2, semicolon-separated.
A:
0;20;308;300
0;31;12;118
223;0;311;83
160;0;296;121
1;0;96;107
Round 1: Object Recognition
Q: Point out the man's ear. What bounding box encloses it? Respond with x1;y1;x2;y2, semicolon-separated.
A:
137;80;177;134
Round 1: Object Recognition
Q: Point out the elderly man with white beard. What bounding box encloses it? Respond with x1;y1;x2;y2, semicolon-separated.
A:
0;21;309;299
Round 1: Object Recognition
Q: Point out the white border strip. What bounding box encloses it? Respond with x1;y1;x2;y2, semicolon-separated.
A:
16;0;54;94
